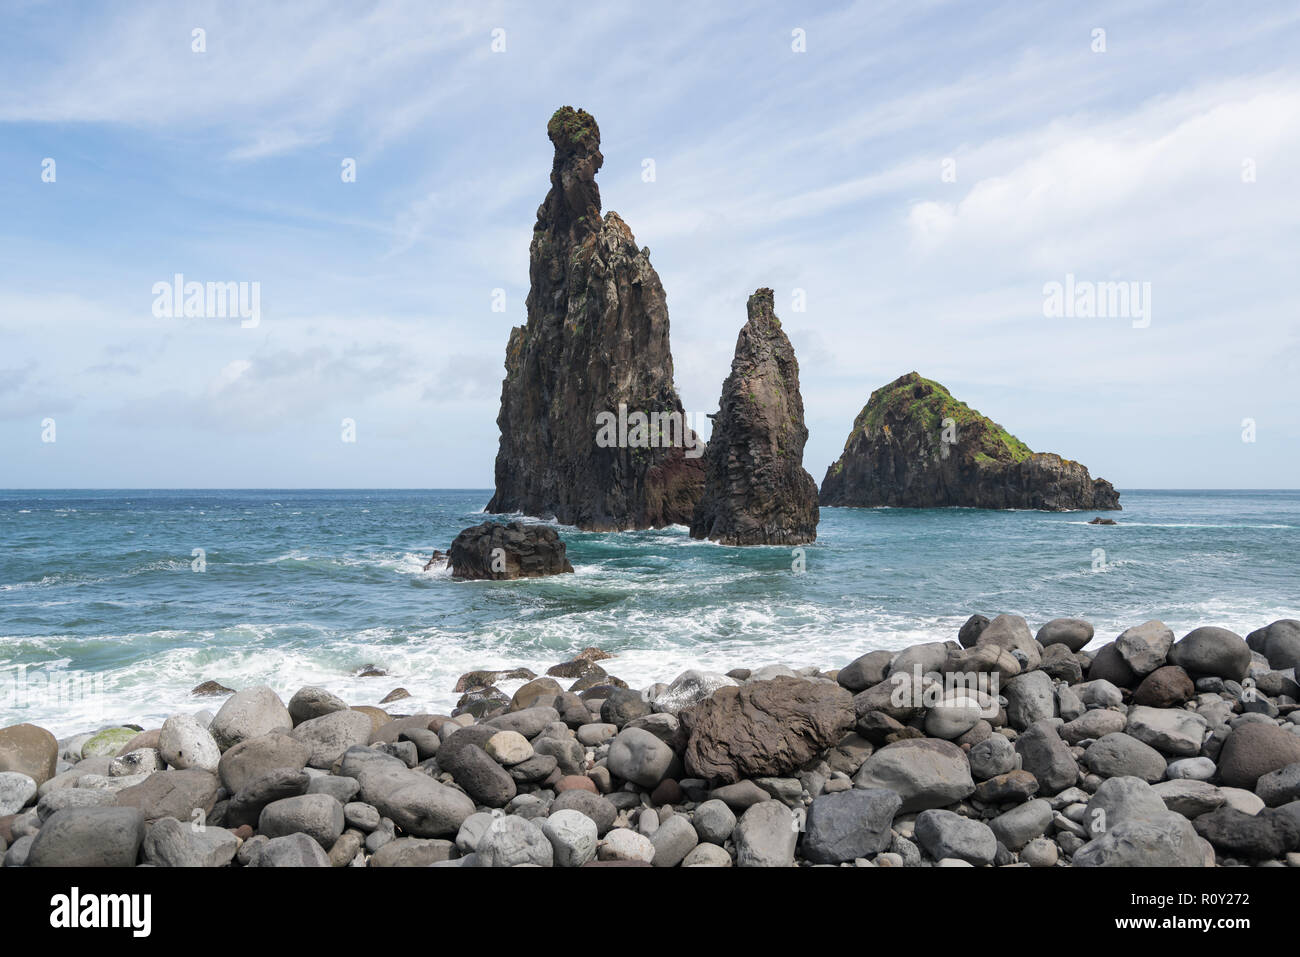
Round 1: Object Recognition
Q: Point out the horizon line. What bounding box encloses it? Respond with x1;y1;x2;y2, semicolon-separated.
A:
3;488;1299;494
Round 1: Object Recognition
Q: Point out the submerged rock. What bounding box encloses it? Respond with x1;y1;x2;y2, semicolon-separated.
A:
447;521;574;580
689;288;819;545
819;372;1120;510
486;106;704;530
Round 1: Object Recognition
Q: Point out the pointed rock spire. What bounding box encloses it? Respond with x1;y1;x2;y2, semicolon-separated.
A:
690;288;820;545
486;107;704;530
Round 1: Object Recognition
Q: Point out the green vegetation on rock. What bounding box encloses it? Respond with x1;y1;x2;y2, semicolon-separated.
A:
847;372;1033;464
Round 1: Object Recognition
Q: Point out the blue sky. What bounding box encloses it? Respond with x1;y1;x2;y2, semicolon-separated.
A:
1;0;1297;489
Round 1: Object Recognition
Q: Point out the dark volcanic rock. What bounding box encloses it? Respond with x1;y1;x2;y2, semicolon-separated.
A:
447;521;573;580
689;288;819;545
819;373;1120;510
1247;619;1300;670
485;106;704;531
682;677;854;784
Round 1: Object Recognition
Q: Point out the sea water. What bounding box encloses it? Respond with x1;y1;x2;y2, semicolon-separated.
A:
1;488;1296;735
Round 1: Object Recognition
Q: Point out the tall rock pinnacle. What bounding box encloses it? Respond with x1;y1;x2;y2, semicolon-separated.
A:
486;107;704;530
690;289;820;545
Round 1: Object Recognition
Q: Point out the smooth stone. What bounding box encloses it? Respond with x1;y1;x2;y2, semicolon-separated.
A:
287;686;350;725
208;686;293;751
597;827;656;863
734;801;797;867
217;732;311;793
1083;732;1166;784
289;710;374;769
142;817;238;867
649;813;699;867
1168;627;1251;682
484;730;534;766
802;788;901;864
607;727;673;788
914;808;997;866
1115;620;1175;677
988;798;1052;851
682;842;732;866
852;738;974;812
26;806;145;867
115;768;219;823
1125;705;1207;757
247;832;330;867
1036;618;1093;653
691;799;737;845
543;808;599;867
259;793;344;849
369;837;457;866
1166;756;1217;781
0;771;38;816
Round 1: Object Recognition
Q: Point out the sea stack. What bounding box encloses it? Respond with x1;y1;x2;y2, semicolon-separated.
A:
820;372;1120;510
690;289;819;545
485;107;704;530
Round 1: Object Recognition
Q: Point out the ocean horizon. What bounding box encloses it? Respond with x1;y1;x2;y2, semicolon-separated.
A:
3;487;1296;737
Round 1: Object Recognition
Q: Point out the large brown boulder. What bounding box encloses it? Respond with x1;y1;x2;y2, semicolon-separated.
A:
682;677;853;784
1132;665;1195;708
0;723;58;786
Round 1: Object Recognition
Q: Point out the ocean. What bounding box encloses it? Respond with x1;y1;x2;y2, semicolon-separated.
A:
1;488;1296;737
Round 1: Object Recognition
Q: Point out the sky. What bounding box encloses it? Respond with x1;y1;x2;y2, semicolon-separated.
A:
1;0;1297;490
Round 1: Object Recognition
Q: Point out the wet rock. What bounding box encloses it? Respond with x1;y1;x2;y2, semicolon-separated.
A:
651;670;739;715
447;521;574;580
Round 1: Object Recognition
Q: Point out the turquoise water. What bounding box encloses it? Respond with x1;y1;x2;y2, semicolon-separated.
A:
1;488;1296;735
